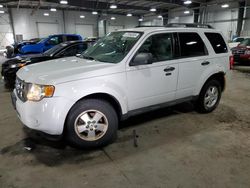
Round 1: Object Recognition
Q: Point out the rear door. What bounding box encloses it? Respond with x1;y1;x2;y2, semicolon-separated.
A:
175;32;210;99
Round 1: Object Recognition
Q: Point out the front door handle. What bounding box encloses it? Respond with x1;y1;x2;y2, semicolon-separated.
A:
201;61;210;66
164;67;175;72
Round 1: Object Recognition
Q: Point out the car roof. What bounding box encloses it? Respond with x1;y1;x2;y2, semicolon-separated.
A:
49;34;81;37
117;26;221;34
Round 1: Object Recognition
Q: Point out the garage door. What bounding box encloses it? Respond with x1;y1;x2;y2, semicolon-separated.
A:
75;24;94;38
37;22;59;38
108;25;124;33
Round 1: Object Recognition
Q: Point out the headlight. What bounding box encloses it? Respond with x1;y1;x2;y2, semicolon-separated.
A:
10;63;26;68
245;50;250;55
26;84;55;101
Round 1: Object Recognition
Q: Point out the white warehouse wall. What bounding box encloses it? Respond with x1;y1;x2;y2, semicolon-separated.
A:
168;8;194;24
205;5;238;41
10;8;138;40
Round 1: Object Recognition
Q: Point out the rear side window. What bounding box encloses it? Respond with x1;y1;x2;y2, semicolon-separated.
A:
178;32;207;57
205;33;228;54
67;35;80;41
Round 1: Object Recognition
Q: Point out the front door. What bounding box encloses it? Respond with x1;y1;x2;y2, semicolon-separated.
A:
126;32;179;111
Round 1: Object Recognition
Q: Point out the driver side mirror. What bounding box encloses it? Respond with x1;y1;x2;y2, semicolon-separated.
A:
130;53;153;66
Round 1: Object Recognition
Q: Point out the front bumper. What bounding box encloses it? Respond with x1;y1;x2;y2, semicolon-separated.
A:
12;90;73;136
1;68;17;86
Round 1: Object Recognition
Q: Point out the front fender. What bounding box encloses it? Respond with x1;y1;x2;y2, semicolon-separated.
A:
54;74;128;115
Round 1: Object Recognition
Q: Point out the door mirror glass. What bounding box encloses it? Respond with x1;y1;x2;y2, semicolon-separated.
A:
130;53;153;66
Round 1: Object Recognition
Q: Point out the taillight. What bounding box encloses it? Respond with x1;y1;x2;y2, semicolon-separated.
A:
229;55;234;70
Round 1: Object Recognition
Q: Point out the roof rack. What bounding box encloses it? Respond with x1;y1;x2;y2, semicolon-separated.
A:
165;23;214;29
135;25;165;28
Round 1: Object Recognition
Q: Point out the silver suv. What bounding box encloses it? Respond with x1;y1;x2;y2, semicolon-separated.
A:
12;24;231;148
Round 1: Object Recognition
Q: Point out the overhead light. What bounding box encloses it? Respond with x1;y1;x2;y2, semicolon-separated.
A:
111;17;116;20
60;0;68;4
0;5;3;8
184;10;190;14
138;18;143;22
0;10;4;14
92;11;98;15
110;4;117;9
127;13;132;17
44;12;49;16
184;0;192;5
80;15;85;18
158;15;163;18
221;4;229;8
150;8;156;12
50;8;57;12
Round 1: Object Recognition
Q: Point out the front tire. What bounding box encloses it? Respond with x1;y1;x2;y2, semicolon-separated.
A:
65;99;118;149
195;80;222;113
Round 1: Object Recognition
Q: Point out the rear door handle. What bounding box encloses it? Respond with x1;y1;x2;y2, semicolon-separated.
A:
164;67;175;72
201;61;210;66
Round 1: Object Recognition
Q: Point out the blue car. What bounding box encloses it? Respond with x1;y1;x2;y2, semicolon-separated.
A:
19;34;83;55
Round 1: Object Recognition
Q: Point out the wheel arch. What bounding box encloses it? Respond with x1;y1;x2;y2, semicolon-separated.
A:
197;71;226;95
63;92;124;134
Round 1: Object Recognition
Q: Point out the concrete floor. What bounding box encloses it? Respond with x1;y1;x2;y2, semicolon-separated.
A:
0;59;250;187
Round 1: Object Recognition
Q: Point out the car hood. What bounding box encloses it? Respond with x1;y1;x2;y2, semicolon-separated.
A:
2;54;47;66
16;57;119;85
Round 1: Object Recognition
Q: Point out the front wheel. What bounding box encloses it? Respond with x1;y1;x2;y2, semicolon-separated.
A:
65;99;118;149
195;80;222;113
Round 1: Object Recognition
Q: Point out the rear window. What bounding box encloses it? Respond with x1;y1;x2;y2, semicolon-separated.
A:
178;32;207;58
205;33;228;54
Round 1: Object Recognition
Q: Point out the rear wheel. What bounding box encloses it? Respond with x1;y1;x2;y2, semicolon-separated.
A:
195;80;222;113
65;99;118;149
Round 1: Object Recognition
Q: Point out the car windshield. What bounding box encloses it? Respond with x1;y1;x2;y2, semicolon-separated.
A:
81;31;142;63
239;38;250;46
233;38;244;43
44;43;67;56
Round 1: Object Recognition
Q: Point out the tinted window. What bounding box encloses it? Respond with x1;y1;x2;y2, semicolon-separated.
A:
205;33;228;54
179;32;207;57
47;36;63;45
138;33;174;62
234;37;244;43
239;38;250;46
62;43;88;57
67;35;79;41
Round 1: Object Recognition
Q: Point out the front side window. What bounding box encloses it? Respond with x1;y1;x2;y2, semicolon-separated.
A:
82;31;142;63
205;32;228;54
137;33;174;63
62;43;88;56
47;36;63;45
179;32;207;57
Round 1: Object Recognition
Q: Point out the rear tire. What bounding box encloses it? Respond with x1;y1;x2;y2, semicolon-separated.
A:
195;80;222;113
65;99;118;149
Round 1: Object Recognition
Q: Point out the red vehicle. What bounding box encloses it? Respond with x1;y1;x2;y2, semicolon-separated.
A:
232;38;250;64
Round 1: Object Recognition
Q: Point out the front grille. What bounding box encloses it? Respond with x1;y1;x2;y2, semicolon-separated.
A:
15;77;28;102
232;49;245;55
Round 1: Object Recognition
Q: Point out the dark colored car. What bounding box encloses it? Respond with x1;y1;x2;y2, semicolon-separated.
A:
1;40;96;88
232;38;250;64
